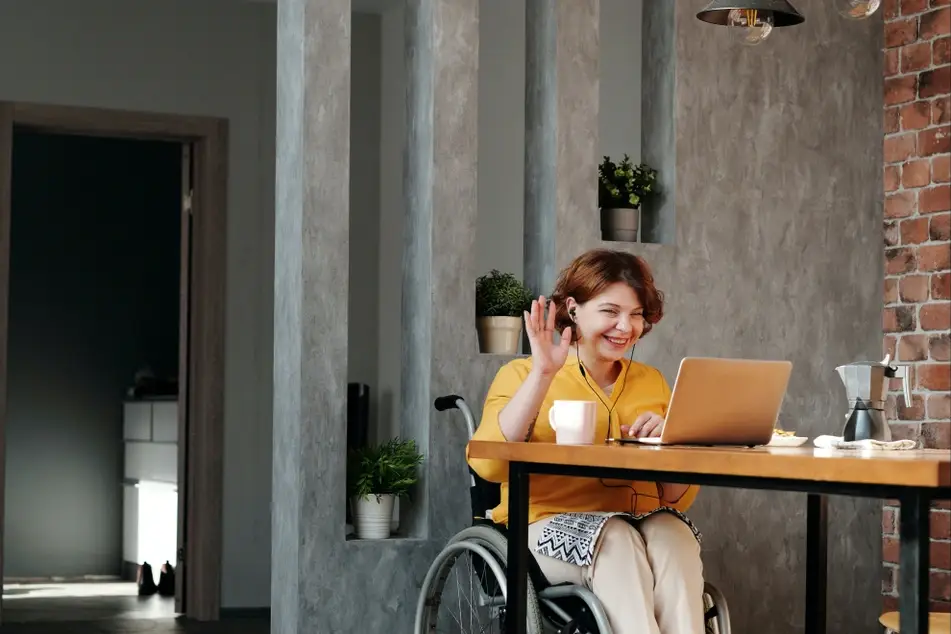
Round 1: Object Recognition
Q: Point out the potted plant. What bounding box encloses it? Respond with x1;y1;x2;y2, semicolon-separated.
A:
475;270;533;354
598;154;658;243
347;438;424;539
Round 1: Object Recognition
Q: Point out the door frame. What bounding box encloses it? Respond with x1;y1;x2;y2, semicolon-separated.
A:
0;101;227;622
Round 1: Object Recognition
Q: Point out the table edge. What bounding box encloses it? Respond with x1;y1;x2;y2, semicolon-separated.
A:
467;440;951;490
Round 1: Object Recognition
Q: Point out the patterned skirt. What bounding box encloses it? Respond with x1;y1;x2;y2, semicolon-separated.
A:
533;507;702;567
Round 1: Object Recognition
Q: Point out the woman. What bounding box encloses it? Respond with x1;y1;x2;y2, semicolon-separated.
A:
466;249;704;634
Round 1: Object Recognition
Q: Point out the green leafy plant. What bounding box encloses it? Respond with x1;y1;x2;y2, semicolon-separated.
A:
476;270;533;318
598;154;657;210
347;438;424;501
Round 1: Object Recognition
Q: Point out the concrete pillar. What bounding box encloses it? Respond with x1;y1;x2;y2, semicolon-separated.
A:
402;0;481;539
641;0;676;245
273;0;481;631
272;0;352;631
523;0;600;294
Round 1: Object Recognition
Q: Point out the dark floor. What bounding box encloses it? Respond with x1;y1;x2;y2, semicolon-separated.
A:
0;584;267;634
0;617;269;634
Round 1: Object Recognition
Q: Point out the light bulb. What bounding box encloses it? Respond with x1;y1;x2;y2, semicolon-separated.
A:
837;0;881;19
727;8;774;46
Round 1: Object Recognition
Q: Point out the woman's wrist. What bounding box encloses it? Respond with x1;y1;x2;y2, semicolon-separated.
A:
529;366;559;383
499;369;556;442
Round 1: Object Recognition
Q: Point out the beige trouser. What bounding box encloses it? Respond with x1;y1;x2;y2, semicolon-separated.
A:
528;513;704;634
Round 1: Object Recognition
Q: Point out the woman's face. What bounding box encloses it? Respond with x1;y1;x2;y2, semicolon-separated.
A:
569;282;645;361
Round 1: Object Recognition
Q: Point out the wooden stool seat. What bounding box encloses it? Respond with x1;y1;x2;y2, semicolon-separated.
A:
879;611;951;633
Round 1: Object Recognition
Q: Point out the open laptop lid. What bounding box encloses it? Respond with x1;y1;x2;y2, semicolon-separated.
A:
623;357;793;446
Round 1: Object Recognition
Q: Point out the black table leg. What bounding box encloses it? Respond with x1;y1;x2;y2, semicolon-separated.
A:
506;462;530;634
805;493;828;634
899;491;930;634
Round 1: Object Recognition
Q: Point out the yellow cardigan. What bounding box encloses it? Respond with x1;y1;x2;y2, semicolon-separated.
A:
466;355;699;526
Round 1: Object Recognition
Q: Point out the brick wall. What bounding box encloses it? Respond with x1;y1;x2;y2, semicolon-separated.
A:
882;0;951;613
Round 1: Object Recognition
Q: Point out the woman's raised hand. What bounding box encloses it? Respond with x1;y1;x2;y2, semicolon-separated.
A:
524;295;572;378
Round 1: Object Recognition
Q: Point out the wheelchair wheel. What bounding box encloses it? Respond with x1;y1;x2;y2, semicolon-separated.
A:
415;524;545;633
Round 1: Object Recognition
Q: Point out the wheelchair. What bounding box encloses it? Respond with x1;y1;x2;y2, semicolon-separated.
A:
415;395;733;634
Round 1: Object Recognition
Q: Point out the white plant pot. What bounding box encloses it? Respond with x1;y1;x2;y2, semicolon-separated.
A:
351;494;395;539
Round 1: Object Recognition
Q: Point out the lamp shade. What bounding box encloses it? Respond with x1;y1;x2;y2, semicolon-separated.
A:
696;0;806;27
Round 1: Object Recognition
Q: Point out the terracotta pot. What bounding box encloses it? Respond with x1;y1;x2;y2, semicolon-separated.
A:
600;207;639;242
476;316;523;354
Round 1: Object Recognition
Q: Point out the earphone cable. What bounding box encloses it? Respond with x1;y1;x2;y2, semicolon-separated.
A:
572;339;643;513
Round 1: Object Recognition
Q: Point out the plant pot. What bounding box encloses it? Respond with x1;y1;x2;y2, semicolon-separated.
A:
351;494;395;539
476;316;523;354
600;207;639;242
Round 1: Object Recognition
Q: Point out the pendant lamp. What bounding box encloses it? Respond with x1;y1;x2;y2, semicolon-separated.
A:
837;0;881;20
696;0;805;46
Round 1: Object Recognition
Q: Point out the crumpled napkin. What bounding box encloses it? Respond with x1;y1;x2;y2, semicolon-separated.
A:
813;435;919;451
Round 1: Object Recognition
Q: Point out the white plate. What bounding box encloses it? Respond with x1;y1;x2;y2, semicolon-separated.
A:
767;435;809;447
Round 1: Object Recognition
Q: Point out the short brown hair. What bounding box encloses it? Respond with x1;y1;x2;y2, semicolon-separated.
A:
550;249;664;343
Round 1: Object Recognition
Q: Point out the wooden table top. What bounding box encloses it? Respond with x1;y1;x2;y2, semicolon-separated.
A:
467;440;951;489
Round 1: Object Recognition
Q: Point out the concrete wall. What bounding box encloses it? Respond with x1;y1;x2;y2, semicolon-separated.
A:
0;0;276;607
374;0;644;444
275;0;886;632
632;2;885;632
5;132;180;578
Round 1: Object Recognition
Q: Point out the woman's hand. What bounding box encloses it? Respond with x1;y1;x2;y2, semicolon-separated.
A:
524;295;572;378
622;411;664;438
497;296;568;442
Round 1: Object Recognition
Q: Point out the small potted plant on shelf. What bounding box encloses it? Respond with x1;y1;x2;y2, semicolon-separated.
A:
476;270;533;354
347;438;424;539
598;154;657;243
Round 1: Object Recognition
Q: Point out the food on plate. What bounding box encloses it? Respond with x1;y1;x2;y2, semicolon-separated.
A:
772;428;796;437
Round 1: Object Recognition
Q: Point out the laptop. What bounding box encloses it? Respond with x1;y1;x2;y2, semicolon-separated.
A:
619;357;793;446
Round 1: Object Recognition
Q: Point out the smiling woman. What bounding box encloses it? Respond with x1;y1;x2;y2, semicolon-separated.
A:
465;248;705;634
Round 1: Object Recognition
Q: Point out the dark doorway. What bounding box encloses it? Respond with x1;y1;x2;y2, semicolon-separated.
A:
2;131;182;623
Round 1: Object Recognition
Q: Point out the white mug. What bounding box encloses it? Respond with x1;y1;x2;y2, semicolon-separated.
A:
548;400;597;445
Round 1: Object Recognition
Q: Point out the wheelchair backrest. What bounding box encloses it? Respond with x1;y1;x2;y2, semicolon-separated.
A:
433;394;503;521
468;467;501;521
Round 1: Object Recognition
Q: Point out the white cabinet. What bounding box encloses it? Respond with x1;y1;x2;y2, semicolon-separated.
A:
122;399;178;444
152;402;178;443
122;484;139;563
122;398;178;484
124;442;177;484
123;481;178;568
122;398;180;567
123;402;152;441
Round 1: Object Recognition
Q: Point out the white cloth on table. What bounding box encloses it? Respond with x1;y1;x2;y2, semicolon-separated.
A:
813;435;918;451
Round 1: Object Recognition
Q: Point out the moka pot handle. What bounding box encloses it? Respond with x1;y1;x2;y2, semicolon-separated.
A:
890;364;913;409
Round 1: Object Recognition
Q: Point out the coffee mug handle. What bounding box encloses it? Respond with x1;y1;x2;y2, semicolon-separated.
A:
548;407;557;430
